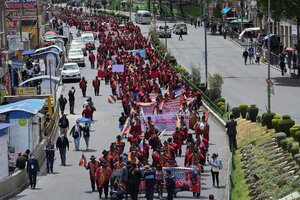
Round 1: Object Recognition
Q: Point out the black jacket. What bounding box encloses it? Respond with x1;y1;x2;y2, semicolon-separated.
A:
56;135;69;150
58;117;69;128
27;157;39;174
70;125;82;138
225;119;237;136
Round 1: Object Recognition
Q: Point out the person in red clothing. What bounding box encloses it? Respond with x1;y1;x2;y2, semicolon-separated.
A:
188;147;202;167
95;162;112;199
144;116;156;140
130;113;142;136
89;51;96;69
85;155;100;192
164;158;178;167
172;127;184;156
163;141;175;159
127;132;142;146
114;135;125;155
113;156;126;170
82;105;93;120
92;76;101;96
151;149;161;167
179;116;188;141
188;160;201;197
79;77;87;97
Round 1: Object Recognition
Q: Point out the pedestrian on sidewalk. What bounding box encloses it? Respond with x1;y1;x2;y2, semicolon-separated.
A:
255;51;261;64
79;77;87;97
242;49;249;65
92;76;101;96
58;115;69;136
82;123;90;150
45;138;55;173
225;114;237;151
70;121;82;151
143;165;156;200
89;51;96;69
56;133;69;166
58;94;67;115
68;87;76;114
178;28;183;41
248;44;255;64
279;54;286;76
27;153;39;189
86;155;100;192
165;169;175;200
209;153;223;188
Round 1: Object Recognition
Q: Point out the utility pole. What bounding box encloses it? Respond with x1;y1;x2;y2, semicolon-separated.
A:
19;0;23;42
240;0;244;32
164;6;167;50
267;0;271;112
129;0;132;21
204;1;208;88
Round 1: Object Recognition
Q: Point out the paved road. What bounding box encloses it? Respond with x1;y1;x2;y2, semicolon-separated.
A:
151;23;300;123
10;17;230;200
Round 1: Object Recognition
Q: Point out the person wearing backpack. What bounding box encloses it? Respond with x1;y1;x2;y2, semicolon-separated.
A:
165;169;175;200
209;153;223;188
70;122;82;151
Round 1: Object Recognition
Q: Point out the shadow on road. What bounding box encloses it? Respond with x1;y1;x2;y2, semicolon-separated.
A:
272;76;300;87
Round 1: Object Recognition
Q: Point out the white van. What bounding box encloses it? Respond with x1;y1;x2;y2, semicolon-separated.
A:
81;31;95;49
135;10;151;24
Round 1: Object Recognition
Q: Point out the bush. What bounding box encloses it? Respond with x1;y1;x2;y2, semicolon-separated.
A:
295;131;300;145
289;146;299;157
272;115;282;133
190;64;201;84
287;141;293;151
219;105;225;112
231;107;240;119
280;139;288;150
278;117;295;136
217;101;225;107
290;125;300;140
207;74;223;101
248;104;259;122
294;154;300;160
282;115;291;120
275;132;287;142
261;112;276;129
214;97;225;105
256;116;262;123
239;104;249;118
173;65;189;77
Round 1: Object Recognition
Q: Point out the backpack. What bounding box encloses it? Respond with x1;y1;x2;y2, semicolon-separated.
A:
73;131;79;138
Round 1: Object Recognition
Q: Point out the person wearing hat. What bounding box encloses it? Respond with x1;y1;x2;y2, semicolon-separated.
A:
187;147;201;167
95;161;112;198
86;155;100;192
188;162;201;197
114;156;126;170
143;165;156;200
99;150;111;167
179;116;188;141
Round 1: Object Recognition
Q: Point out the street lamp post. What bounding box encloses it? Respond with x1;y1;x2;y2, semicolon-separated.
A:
267;0;271;112
164;8;167;50
129;0;132;21
204;2;208;88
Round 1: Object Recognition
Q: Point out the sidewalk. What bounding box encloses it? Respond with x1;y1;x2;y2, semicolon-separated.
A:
162;24;300;124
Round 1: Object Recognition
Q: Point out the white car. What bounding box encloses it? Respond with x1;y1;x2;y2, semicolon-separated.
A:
68;48;85;67
61;63;81;82
70;38;87;56
81;32;95;50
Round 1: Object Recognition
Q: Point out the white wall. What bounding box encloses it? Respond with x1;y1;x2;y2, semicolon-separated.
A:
9;118;30;154
0;134;9;179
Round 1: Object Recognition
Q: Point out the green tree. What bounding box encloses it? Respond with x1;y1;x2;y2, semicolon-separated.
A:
213;3;222;19
207;73;223;101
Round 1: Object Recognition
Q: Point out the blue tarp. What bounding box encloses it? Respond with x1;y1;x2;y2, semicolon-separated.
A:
0;99;46;115
222;7;232;14
0;123;12;137
22;49;35;56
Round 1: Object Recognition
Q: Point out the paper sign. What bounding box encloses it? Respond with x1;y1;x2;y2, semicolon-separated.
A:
112;64;124;72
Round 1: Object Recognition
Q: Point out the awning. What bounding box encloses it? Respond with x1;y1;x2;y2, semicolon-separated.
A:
0;99;46;115
222;7;232;14
0;123;12;130
239;27;260;39
22;49;35;56
19;75;60;87
230;18;252;23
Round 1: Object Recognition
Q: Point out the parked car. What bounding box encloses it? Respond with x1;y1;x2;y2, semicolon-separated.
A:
157;25;172;38
68;48;85;67
70;38;87;56
135;10;151;24
61;63;81;82
173;23;188;35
